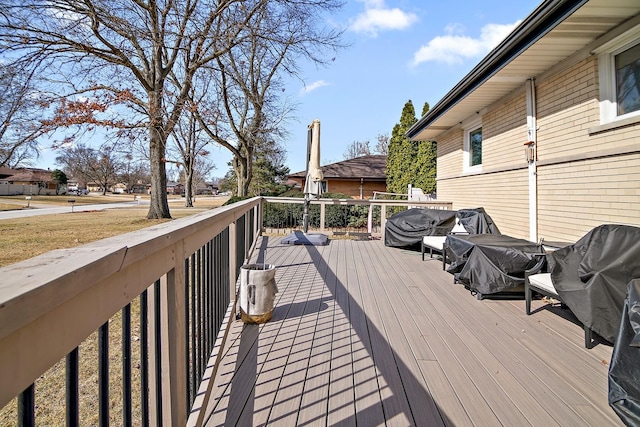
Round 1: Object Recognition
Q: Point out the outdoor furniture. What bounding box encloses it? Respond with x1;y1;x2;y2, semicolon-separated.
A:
386;207;500;249
608;278;640;426
444;234;543;299
524;254;594;348
385;208;457;248
525;224;640;347
421;219;468;264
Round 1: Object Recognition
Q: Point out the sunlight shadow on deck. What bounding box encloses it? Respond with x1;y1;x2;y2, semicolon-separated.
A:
203;237;453;425
298;242;451;426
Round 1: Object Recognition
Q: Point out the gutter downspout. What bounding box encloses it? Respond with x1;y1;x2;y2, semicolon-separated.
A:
526;78;538;242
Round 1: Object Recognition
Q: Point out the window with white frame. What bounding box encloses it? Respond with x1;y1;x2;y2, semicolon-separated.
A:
463;118;482;172
597;25;640;124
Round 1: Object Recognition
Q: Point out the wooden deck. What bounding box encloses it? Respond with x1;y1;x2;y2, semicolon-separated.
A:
200;236;621;426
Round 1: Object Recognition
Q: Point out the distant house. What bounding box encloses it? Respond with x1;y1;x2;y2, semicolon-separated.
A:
0;167;58;195
407;0;640;243
289;155;387;199
195;182;218;195
166;181;184;195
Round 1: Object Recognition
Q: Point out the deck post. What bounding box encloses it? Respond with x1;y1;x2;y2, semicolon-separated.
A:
229;221;238;302
160;242;188;426
320;202;326;233
257;201;264;234
380;204;387;242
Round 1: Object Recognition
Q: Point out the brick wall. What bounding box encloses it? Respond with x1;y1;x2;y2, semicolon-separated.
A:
326;179;387;199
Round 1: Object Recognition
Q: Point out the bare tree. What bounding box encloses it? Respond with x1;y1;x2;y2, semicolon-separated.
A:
374;133;389;155
119;154;150;194
0;61;47;167
343;140;371;159
167;107;214;207
56;143;124;195
192;0;345;197
0;0;267;218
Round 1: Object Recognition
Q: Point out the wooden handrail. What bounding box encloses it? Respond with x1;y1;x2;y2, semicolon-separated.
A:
0;197;262;421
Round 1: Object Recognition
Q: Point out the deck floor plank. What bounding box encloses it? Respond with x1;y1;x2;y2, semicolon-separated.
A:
346;242;387;426
202;237;622;426
386;248;563;426
394;246;619;426
361;242;449;426
376;244;538;426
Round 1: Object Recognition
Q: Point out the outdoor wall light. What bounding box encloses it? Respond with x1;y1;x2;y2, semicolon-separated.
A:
524;141;536;163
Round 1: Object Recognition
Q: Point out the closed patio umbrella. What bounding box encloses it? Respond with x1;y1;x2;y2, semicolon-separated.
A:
303;119;323;231
282;119;328;245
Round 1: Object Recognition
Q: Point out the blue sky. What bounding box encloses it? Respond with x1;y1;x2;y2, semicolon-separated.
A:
38;0;542;179
276;0;542;174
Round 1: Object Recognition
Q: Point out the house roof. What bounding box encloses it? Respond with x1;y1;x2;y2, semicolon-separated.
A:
407;0;640;141
289;155;387;181
0;167;53;183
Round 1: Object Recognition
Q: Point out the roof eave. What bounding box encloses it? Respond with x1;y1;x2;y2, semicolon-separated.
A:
406;0;588;140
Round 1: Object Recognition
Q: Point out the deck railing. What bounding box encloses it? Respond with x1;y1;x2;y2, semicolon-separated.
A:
0;196;451;426
263;196;452;238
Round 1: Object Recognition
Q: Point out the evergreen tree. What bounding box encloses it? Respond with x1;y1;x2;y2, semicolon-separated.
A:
386;100;436;197
50;169;67;196
414;101;436;195
387;100;417;195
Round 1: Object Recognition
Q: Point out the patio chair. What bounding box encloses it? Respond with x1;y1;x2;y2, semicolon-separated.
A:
524;224;640;349
524;254;594;348
421;218;468;268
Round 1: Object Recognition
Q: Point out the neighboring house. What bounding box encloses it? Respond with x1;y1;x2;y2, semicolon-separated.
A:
407;0;640;243
86;182;103;193
289;154;387;199
194;182;218;195
130;182;150;194
166;181;184;195
0;167;58;195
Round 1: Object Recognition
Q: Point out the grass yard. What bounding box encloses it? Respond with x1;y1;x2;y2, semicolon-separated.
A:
0;196;228;425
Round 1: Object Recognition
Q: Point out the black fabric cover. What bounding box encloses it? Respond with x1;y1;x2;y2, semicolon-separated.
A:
609;278;640;426
456;207;501;235
548;224;640;344
384;208;457;247
446;234;543;294
384;207;499;248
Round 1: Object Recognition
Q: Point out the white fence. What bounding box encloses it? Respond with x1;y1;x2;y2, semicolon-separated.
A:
0;184;57;196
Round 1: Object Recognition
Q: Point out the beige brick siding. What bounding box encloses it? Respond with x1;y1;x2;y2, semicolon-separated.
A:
536;56;600;159
436;129;463;179
438;169;529;239
435;55;640;242
326;179;386;199
537;153;640;242
483;92;528;168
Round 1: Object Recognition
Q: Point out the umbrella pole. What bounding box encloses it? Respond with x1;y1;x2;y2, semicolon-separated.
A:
303;197;309;233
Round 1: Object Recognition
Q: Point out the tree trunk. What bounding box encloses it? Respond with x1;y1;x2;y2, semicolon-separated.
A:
185;167;194;208
147;92;171;219
233;156;250;197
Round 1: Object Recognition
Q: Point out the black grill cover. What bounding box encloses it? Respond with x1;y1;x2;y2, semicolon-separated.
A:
548;224;640;344
608;279;640;426
384;208;457;247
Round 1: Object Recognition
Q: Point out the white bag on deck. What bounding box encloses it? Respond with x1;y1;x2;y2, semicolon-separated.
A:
239;264;278;324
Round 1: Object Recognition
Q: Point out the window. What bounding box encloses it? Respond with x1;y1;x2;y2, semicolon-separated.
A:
615;43;640;116
463;118;482;172
597;25;640;124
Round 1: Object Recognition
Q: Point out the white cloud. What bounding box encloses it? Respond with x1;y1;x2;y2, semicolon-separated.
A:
300;80;330;96
411;20;521;66
350;0;418;37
